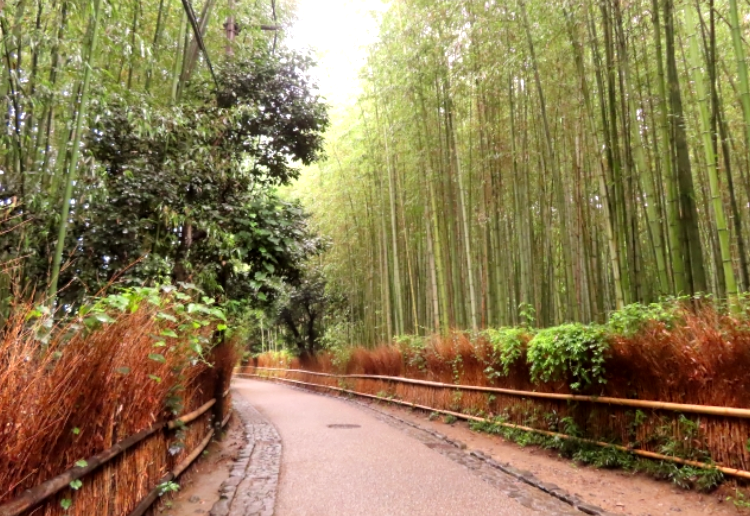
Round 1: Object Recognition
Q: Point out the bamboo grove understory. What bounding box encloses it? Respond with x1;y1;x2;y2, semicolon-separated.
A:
298;0;750;345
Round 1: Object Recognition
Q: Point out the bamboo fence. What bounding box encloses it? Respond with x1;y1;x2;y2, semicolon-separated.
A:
240;366;750;478
0;389;232;516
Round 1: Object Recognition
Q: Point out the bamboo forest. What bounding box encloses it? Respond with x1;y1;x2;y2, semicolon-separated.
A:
4;0;750;348
3;0;750;348
298;0;750;345
8;0;750;514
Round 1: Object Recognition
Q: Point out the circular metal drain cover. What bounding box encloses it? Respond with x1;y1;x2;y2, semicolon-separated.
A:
327;424;361;429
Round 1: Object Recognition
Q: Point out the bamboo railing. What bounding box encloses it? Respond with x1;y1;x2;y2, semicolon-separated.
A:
240;367;750;479
244;367;750;418
0;388;232;516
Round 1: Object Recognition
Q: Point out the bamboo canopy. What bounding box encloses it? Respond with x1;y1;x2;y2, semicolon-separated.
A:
294;0;750;344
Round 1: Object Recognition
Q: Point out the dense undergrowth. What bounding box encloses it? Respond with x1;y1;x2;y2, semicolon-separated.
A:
261;296;750;406
0;286;238;503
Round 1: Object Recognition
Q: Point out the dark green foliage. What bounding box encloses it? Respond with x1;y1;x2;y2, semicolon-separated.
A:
276;265;330;357
570;443;635;470
633;460;723;492
215;49;329;182
527;324;609;391
483;327;528;378
651;415;712;463
34;49;329;308
469;414;723;491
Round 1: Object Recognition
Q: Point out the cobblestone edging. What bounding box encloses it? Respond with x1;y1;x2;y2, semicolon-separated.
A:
266;379;613;516
210;391;281;516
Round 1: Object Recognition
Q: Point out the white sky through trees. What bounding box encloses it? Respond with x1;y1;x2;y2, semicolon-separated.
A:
286;0;388;106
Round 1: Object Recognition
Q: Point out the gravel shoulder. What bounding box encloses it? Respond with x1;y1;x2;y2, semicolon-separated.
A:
164;414;246;516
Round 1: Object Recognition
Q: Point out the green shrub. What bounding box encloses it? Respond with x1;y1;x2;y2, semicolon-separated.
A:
328;344;352;372
394;334;428;372
483;327;528;378
527;323;608;391
606;300;681;337
468;411;723;492
634;460;723;492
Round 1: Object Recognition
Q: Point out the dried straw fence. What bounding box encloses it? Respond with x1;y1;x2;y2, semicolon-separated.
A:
239;366;750;480
0;389;232;516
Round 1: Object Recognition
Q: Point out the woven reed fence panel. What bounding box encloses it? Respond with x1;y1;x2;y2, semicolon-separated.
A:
26;410;212;516
3;379;232;516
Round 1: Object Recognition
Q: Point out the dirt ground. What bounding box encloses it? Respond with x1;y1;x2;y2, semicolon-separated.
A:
156;414;245;516
369;400;750;516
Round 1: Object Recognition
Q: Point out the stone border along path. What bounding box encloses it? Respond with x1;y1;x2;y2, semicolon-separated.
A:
209;391;281;516
216;380;613;516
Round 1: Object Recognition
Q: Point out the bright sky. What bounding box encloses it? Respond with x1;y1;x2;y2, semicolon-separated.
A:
286;0;388;107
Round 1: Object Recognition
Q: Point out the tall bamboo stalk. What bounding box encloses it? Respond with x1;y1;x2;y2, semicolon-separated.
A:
686;4;737;298
48;0;103;300
727;0;750;167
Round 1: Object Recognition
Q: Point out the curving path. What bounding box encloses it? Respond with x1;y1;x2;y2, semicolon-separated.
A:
230;378;583;516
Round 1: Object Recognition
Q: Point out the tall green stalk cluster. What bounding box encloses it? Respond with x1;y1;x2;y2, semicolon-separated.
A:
297;0;750;345
0;0;288;304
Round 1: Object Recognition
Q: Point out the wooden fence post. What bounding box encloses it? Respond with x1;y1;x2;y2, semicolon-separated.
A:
213;367;225;438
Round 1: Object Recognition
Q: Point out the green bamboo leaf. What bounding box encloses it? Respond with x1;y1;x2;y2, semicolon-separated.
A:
148;353;166;363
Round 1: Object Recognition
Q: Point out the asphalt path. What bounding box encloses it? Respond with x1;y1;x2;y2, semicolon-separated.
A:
232;378;570;516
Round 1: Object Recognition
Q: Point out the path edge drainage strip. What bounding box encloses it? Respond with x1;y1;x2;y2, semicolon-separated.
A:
210;391;281;516
241;373;613;516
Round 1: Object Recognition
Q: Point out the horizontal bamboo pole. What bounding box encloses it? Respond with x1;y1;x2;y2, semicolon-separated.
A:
0;423;164;516
173;429;214;477
168;399;216;429
0;397;219;515
127;428;214;516
221;411;232;429
241;372;750;481
246;367;750;419
127;472;174;516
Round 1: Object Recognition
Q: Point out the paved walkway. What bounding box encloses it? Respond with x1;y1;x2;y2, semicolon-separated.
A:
231;378;581;516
